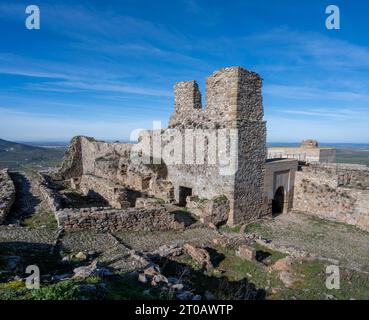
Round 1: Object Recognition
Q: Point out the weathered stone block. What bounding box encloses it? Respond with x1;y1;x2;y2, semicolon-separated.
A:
236;245;256;260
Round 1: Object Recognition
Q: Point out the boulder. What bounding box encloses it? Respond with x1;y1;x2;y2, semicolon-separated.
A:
73;260;112;279
212;236;230;248
177;291;194;300
75;251;87;260
183;244;213;270
236;245;256;260
271;256;298;288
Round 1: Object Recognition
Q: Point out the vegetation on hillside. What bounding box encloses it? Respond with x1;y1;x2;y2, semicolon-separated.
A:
0;139;65;170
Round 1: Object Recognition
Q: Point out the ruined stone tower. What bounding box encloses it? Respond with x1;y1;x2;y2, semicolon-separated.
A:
58;67;267;227
167;66;267;225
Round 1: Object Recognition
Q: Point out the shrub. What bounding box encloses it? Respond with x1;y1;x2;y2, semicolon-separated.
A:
32;280;82;300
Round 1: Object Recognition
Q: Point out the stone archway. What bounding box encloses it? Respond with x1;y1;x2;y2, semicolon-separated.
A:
272;186;284;216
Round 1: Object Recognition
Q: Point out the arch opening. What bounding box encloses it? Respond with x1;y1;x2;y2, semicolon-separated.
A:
272;186;284;216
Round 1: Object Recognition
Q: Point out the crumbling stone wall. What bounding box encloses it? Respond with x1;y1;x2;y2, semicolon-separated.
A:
294;164;369;232
301;139;319;148
301;163;369;189
187;194;230;226
37;172;183;232
59;136;132;183
0;169;15;224
55;207;184;232
59;136;174;206
37;174;63;212
79;174;132;209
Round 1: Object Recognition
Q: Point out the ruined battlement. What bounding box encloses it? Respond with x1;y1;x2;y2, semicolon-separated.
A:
169;67;263;129
174;80;202;112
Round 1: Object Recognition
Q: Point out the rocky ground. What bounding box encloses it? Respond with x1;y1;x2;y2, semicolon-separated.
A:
242;212;369;273
0;171;368;300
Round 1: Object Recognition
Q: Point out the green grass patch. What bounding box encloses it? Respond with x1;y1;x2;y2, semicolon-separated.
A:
252;243;287;265
0;274;168;300
307;214;369;236
22;210;58;231
215;247;283;292
219;224;241;233
272;259;369;300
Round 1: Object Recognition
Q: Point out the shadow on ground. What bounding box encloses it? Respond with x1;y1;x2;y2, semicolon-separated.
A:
5;172;41;224
152;255;266;300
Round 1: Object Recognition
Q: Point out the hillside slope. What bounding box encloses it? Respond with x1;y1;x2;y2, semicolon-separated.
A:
0;139;65;170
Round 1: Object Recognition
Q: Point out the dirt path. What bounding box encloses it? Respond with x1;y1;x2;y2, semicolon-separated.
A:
250;212;369;272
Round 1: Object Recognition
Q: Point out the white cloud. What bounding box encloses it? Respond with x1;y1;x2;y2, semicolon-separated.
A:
264;84;369;102
277;108;369;120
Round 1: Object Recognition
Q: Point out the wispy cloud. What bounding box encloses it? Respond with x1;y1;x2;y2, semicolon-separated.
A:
28;80;172;97
278;108;369;120
246;28;369;69
0;54;171;97
1;2;369;142
265;84;369;102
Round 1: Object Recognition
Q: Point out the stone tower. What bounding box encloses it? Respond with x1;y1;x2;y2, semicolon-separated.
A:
167;67;266;225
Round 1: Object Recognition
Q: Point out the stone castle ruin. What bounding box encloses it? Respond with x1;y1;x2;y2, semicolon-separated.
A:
44;66;297;230
2;66;368;233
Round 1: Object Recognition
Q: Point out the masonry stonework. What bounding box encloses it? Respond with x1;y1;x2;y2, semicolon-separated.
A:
53;66;301;230
167;67;267;225
293;163;369;232
0;169;15;224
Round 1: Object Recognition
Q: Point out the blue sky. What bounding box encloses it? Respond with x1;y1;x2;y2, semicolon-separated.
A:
0;0;369;142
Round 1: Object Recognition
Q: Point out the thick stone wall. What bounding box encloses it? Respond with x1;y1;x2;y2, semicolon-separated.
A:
55;207;184;232
59;136;174;205
167;67;266;225
0;169;15;224
60;136;132;184
294;164;369;232
233;121;266;224
334;164;369;189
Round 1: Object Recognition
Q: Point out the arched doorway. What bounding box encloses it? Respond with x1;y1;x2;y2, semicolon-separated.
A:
272;186;284;216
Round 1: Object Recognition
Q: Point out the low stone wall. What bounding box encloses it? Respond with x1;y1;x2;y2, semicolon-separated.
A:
294;164;369;232
79;174;132;209
36;173;63;212
0;169;16;224
37;173;183;232
55;206;184;232
267;147;336;163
